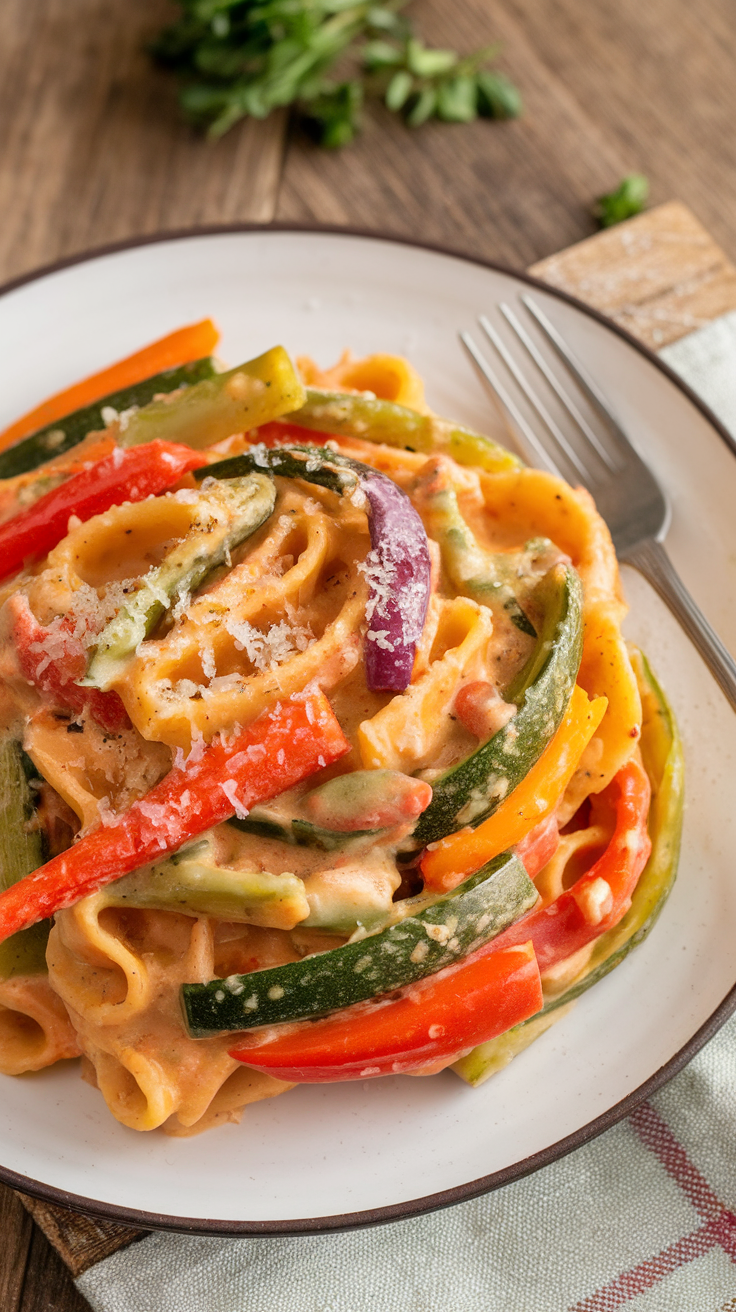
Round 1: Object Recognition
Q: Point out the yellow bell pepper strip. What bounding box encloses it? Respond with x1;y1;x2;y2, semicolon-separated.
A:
490;757;651;973
0;318;220;456
421;685;608;893
229;939;542;1082
0;441;208;582
0;691;350;943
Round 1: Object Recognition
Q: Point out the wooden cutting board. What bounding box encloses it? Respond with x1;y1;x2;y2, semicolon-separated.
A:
8;198;736;1286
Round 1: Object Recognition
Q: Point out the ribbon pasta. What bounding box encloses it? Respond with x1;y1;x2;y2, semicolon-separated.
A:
0;346;645;1133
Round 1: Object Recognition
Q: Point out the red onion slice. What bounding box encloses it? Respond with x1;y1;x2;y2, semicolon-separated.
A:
360;473;431;692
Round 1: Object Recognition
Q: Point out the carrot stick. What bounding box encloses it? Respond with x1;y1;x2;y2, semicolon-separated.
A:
0;319;220;454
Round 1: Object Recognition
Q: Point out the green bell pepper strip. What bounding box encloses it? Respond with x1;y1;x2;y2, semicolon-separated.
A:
0;358;217;480
453;648;683;1086
0;741;50;977
84;472;276;690
181;850;538;1037
285;388;521;473
411;562;584;847
118;348;306;451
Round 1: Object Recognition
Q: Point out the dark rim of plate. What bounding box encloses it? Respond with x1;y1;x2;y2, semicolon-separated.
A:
1;222;734;1238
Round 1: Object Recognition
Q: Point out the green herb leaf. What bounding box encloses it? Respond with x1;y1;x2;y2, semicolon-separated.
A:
385;68;413;111
405;85;437;127
405;38;457;79
436;74;477;123
362;39;403;69
300;78;363;147
150;1;522;147
475;69;522;119
594;174;650;228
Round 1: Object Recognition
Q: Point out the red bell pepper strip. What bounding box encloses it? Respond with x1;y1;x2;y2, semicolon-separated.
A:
0;691;350;943
230;940;542;1082
490;757;651;973
10;593;130;733
0;441;208;582
254;420;335;447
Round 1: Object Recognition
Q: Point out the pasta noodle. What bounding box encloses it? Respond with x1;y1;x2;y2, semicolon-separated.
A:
0;338;672;1132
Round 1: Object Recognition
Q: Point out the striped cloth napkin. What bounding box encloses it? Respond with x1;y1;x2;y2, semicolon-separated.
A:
73;311;736;1312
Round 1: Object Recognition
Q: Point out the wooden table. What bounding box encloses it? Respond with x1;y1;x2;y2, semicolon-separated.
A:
2;1;736;1307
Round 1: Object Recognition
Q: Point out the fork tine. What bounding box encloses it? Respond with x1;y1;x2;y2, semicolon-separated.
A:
477;315;595;483
521;295;632;453
459;331;561;475
498;303;619;472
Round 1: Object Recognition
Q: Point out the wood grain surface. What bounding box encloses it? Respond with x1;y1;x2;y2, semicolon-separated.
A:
1;1;736;1308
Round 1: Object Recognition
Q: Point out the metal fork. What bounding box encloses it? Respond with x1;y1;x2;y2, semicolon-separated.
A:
460;294;736;710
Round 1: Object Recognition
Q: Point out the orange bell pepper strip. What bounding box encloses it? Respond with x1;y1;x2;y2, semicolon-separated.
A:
0;319;220;453
491;757;651;973
230;940;542;1082
0;691;350;943
421;685;608;893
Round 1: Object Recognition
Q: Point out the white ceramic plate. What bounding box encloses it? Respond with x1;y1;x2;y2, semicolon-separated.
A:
1;228;735;1234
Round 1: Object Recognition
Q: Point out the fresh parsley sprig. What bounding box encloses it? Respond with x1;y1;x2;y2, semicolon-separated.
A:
365;36;521;126
151;1;521;147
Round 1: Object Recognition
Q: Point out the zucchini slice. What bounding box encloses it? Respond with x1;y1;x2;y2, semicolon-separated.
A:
102;836;309;931
414;471;541;637
453;647;683;1087
287;389;521;474
182;849;538;1037
0;741;50;977
228;811;376;851
412;563;584;846
0;358;217;480
84;473;276;690
118;348;305;451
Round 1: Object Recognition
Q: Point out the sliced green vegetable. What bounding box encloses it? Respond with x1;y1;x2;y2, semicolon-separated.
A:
103;835;309;931
200;444;357;496
227;810;376;852
0;740;50;977
417;472;553;636
182;848;538;1037
0;358;217;480
453;647;683;1087
84;473;276;690
286;388;520;473
412;563;583;846
118;347;305;450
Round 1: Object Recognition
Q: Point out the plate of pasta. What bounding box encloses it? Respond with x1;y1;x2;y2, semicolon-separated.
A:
0;228;734;1233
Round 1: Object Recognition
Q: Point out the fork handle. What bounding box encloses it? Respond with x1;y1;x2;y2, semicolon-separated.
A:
624;537;736;710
